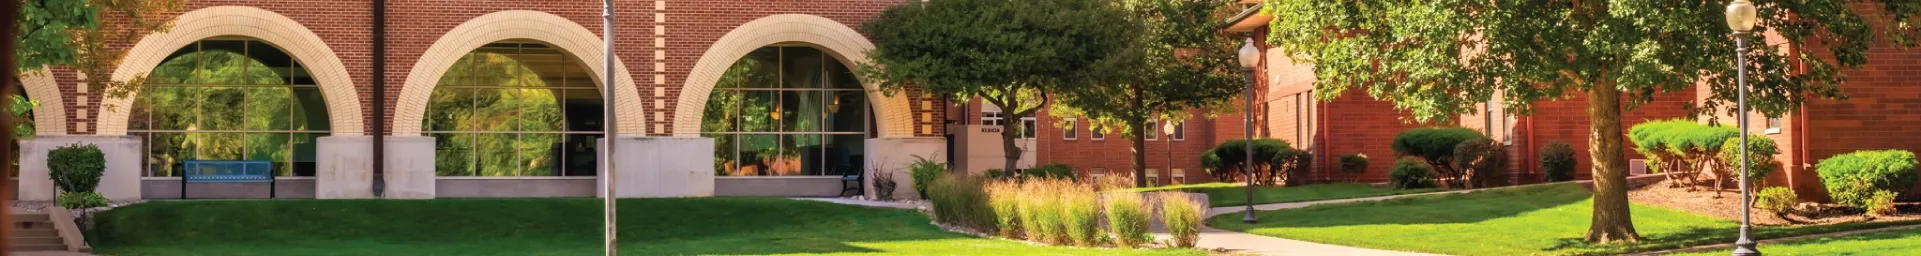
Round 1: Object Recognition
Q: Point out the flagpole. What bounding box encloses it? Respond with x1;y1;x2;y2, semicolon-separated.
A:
601;0;618;255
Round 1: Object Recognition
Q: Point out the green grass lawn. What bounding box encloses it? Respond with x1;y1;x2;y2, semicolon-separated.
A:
1208;184;1921;256
1134;182;1437;207
89;197;1204;256
1672;227;1921;256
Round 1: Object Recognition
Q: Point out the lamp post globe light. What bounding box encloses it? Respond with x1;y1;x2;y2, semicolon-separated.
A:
1238;37;1260;224
1725;0;1760;255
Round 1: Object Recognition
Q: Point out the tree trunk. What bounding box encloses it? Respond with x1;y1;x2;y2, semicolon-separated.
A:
1131;85;1148;188
1584;88;1642;243
1;0;19;248
1000;114;1021;175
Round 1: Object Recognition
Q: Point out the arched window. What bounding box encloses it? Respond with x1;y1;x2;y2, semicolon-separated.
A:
426;41;602;176
131;38;330;177
703;45;869;176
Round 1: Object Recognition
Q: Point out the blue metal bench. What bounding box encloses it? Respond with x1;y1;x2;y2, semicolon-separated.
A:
181;160;275;199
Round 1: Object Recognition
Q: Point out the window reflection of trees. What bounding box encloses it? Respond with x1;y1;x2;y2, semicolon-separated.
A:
702;46;870;177
426;42;601;177
132;39;327;177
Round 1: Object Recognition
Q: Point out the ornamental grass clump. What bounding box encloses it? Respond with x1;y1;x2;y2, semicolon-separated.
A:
1158;192;1202;248
1018;180;1064;244
1058;182;1101;246
1104;191;1151;248
926;174;996;233
984;180;1023;238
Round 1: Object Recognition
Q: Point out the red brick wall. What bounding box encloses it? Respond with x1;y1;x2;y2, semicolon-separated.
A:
1515;91;1694;183
1796;6;1921;199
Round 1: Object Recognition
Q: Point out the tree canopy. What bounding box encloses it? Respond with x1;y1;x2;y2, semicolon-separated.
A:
861;0;1135;172
1263;0;1921;242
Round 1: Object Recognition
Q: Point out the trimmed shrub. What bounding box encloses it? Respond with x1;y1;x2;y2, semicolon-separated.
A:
909;157;945;199
1059;183;1101;246
1157;192;1202;248
926;174;996;233
1273;149;1311;185
49;143;106;193
1867;190;1899;216
1628;120;1740;187
1816;150;1919;209
1390;159;1436;190
1539;142;1577;182
1755;186;1797;214
1104;192;1150;248
56;191;107;209
985;181;1023;238
1024;163;1076;181
1717;136;1779;183
1207;139;1297;184
1201;149;1222;179
1339;153;1369;182
1454;138;1508;188
1391;128;1485;188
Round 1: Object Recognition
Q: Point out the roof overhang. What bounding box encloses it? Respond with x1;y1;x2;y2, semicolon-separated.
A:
1220;3;1270;34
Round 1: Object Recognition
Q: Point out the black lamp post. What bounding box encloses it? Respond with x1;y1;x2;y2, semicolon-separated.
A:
1238;38;1260;224
1725;0;1761;255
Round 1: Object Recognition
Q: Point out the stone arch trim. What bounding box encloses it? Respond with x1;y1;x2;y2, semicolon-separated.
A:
391;10;645;136
20;68;68;135
672;14;914;138
98;6;365;136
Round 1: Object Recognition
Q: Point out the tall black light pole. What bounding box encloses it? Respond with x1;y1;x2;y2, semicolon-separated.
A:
1238;38;1260;224
1725;0;1760;255
601;0;618;254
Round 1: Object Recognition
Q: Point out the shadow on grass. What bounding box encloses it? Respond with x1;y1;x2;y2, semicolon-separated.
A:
1226;184;1590;228
87;197;976;255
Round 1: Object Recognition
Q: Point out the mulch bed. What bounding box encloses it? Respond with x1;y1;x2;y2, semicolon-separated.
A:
1629;180;1921;226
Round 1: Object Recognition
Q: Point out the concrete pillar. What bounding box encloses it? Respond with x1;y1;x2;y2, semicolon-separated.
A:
864;137;947;200
381;136;438;199
597;136;715;198
315;136;373;199
19;136;142;201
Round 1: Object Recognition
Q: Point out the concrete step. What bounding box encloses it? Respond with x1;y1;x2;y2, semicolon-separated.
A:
10;243;65;251
11;236;62;246
14;229;57;237
12;214;50;223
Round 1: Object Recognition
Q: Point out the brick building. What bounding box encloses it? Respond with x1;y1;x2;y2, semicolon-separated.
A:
14;1;952;201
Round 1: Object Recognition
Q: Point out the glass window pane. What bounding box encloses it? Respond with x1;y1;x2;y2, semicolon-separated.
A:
737;134;778;176
519;134;560;176
243;133;290;176
291;133;320;176
827;134;865;176
563;89;603;132
475;133;516;176
740;91;777;132
782;47;826;88
740;48;780;89
782;91;822;132
150;45;200;85
560;134;600;176
707;133;736;176
702;89;742;133
245;87;292;131
517;88;561;132
828;91;867;132
194;132;244;160
146;133;192;177
434;134;474;176
785;134;821;175
150;86;194;130
291;87;329;131
200;87;245;130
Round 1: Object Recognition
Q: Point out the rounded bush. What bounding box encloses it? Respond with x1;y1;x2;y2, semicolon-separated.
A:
1755;186;1797;214
1391;128;1485;161
1717;136;1779;182
1816;150;1919;208
49;143;106;193
1389;159;1436;189
1539;142;1578;182
57;191;108;209
1454;138;1507;188
1340;153;1369;174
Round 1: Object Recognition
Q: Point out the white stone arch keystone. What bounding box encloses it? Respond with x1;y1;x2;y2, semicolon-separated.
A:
391;10;645;136
98;6;365;136
672;14;914;138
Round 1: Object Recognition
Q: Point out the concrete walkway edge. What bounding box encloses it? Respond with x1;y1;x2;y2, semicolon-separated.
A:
1626;223;1921;255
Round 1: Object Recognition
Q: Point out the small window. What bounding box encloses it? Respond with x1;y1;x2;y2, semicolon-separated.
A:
1021;115;1037;139
1172;168;1186;184
1765;117;1782;134
1171;122;1185;141
1063;118;1078;140
981;111;1003;126
1091;126;1107;140
1145;169;1161;186
1145;120;1159;141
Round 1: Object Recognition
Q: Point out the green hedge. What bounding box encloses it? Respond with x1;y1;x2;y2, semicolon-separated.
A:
1628;120;1777;188
1816;150;1918;208
1454;138;1507;188
1628;120;1738;155
1205;139;1301;184
1392;128;1485;188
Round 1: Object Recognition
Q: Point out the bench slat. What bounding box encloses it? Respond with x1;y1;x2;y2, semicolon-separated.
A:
182;160;275;183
